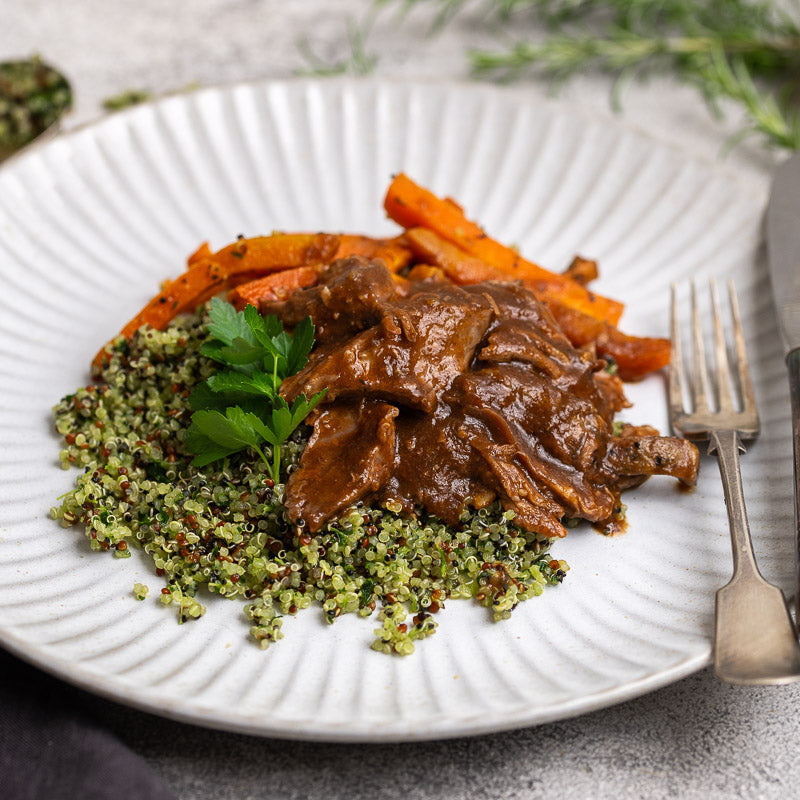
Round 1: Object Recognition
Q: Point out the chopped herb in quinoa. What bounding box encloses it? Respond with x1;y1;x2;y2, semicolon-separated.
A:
50;307;567;654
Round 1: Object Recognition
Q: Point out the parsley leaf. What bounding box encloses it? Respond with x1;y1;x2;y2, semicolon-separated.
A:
185;407;269;468
244;304;283;345
206;371;279;400
199;298;316;382
260;393;327;446
200;337;265;373
205;296;255;347
287;316;315;375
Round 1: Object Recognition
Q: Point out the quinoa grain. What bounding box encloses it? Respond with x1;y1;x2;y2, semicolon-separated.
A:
50;309;567;654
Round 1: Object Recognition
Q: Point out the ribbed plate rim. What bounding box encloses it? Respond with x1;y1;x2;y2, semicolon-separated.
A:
0;76;777;741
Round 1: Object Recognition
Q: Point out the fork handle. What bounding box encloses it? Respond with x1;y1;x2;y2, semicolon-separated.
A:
710;429;762;582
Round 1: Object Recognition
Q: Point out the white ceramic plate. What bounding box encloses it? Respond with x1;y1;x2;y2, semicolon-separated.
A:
0;79;790;742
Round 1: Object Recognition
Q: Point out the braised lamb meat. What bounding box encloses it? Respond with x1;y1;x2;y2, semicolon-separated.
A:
262;257;699;537
262;256;396;343
280;287;493;414
285;399;398;532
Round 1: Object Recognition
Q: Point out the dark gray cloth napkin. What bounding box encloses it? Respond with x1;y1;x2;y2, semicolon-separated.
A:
0;646;175;800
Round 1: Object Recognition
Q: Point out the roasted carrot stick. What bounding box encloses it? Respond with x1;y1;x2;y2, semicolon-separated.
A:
545;302;670;381
384;173;623;326
115;261;228;342
92;232;340;372
563;255;599;286
405;226;668;380
406;263;447;282
335;234;413;273
187;241;212;266
228;266;320;310
598;326;671;381
404;228;509;284
206;233;339;277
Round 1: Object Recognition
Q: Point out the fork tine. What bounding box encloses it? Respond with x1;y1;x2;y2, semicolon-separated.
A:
690;281;711;413
727;280;758;417
669;283;687;422
710;279;734;413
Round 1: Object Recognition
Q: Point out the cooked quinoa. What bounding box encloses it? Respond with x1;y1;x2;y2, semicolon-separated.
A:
50;309;568;654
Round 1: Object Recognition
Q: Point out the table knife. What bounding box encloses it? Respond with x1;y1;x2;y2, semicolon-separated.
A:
766;151;800;630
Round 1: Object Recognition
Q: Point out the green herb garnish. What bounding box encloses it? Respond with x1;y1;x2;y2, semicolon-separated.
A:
373;0;800;150
185;297;326;481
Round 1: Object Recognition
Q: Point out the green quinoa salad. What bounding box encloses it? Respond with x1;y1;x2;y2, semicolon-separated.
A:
50;308;568;655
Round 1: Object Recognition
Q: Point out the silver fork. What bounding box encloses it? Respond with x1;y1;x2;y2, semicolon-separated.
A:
670;280;800;684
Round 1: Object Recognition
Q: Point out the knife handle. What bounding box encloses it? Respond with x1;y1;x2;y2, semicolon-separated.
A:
788;348;800;633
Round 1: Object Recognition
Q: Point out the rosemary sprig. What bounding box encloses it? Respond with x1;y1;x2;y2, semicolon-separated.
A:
296;14;378;77
691;43;800;149
379;0;800;149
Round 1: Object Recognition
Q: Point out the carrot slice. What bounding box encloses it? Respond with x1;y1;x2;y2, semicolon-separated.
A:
404;228;509;284
335;234;413;273
545;302;670;381
598;327;671;381
563;255;598;286
384;173;623;326
406;263;446;282
228;266;320;310
187;241;212;266
92;232;340;372
208;233;339;277
116;261;228;342
406;226;667;380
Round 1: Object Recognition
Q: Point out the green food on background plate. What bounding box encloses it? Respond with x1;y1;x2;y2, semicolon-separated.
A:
0;55;71;158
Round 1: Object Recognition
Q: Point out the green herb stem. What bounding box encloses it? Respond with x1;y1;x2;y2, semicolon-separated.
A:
472;33;800;70
376;0;800;150
271;442;281;485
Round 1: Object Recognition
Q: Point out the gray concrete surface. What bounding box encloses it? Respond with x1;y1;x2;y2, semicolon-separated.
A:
3;2;798;798
91;667;800;800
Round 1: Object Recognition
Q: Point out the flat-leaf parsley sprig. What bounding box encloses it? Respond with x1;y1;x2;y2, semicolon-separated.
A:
184;297;326;480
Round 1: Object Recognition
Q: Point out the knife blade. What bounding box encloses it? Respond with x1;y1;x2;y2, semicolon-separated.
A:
767;153;800;355
766;151;800;632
